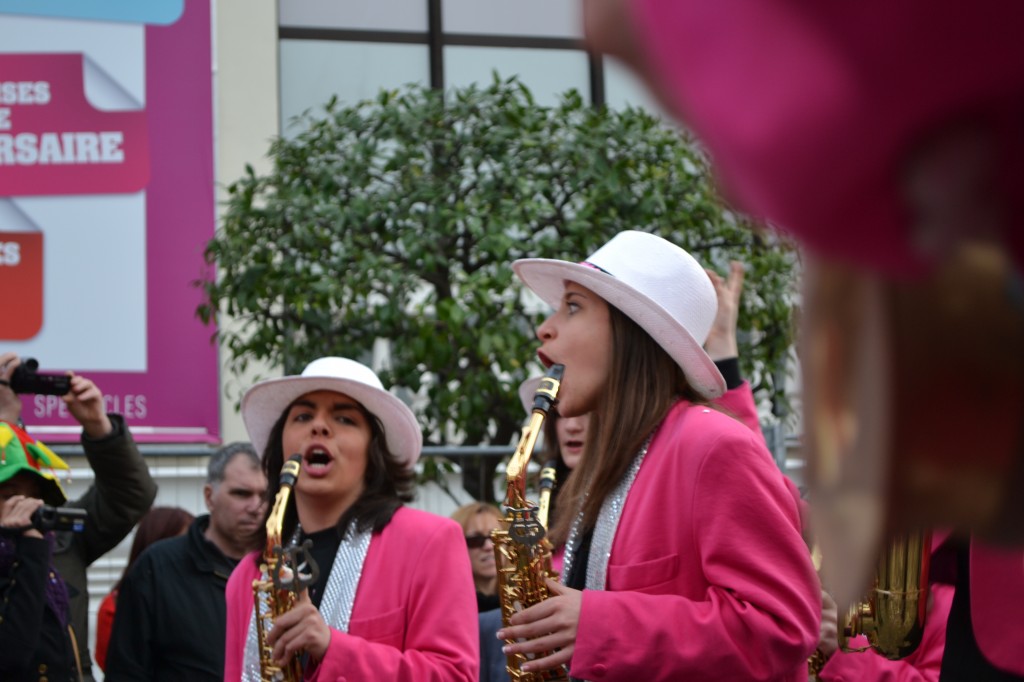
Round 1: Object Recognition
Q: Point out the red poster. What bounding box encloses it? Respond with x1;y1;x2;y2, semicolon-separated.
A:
0;231;42;339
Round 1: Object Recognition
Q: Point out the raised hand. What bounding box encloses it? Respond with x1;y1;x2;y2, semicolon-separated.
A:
0;352;23;424
63;373;112;438
704;261;745;361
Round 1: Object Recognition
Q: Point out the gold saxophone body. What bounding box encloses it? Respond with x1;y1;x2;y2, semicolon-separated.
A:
810;531;932;677
492;363;568;682
840;530;932;658
252;454;320;682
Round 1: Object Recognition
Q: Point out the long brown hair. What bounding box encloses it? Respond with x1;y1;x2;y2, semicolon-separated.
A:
549;305;703;545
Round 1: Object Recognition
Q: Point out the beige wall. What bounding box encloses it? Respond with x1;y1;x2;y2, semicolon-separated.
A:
213;0;281;443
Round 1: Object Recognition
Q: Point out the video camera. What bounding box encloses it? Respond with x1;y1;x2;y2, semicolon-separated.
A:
30;505;87;533
10;358;71;396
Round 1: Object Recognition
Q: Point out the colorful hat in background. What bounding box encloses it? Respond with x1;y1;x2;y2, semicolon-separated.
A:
0;421;69;506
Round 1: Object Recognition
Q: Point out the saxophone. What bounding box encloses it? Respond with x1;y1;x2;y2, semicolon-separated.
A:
537;459;559;531
252;454;320;682
809;531;933;678
839;531;932;658
492;363;568;682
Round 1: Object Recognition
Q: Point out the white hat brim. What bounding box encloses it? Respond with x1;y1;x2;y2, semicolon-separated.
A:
241;375;422;469
518;376;543;414
513;258;725;399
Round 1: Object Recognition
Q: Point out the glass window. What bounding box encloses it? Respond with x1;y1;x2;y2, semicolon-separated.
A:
279;40;430;134
444;46;589;106
442;0;582;39
279;0;428;32
601;56;676;122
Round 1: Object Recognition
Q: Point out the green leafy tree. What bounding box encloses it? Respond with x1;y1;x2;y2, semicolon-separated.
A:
199;74;798;501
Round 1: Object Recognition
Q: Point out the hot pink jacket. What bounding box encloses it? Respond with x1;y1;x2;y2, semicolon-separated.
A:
715;380;762;436
568;400;821;681
223;507;478;682
551;381;779;578
715;381;807;531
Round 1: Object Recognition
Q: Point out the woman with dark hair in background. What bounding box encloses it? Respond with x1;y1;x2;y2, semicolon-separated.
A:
94;506;194;671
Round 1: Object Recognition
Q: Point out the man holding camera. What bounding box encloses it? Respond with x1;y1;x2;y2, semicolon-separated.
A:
0;352;157;681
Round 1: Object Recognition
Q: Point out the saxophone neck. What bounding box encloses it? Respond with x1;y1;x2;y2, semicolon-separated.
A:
265;454;302;558
506;410;546;483
506;363;564;494
264;492;289;559
537;459;558;529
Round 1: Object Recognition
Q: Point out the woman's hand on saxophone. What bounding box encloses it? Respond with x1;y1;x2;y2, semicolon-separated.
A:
497;579;582;674
267;590;332;669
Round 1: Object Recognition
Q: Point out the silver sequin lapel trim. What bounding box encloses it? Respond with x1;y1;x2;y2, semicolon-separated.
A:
242;524;372;681
562;433;652;591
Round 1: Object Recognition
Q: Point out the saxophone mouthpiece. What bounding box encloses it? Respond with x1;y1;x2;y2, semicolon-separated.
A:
539;459;559;491
280;453;302;488
533;363;565;414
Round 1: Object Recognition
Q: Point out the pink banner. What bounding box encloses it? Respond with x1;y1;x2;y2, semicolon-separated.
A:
1;0;220;443
0;53;150;195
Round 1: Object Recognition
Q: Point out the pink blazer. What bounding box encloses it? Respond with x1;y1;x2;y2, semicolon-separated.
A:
550;381;781;578
716;381;807;532
715;380;762;436
569;401;821;681
224;507;479;682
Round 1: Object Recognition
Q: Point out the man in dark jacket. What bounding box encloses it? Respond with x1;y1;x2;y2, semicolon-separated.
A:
0;353;157;681
104;442;266;681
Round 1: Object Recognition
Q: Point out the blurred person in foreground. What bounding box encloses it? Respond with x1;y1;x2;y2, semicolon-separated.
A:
582;1;1024;677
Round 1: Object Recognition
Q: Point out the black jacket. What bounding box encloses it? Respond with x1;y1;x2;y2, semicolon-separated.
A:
103;515;238;681
0;535;78;681
52;414;157;681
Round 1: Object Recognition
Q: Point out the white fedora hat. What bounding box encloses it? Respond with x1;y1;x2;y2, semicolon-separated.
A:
513;230;725;399
518;377;543;414
241;357;422;469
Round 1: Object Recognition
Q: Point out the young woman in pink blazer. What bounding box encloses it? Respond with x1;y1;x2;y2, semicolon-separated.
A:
499;230;820;681
223;357;478;681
